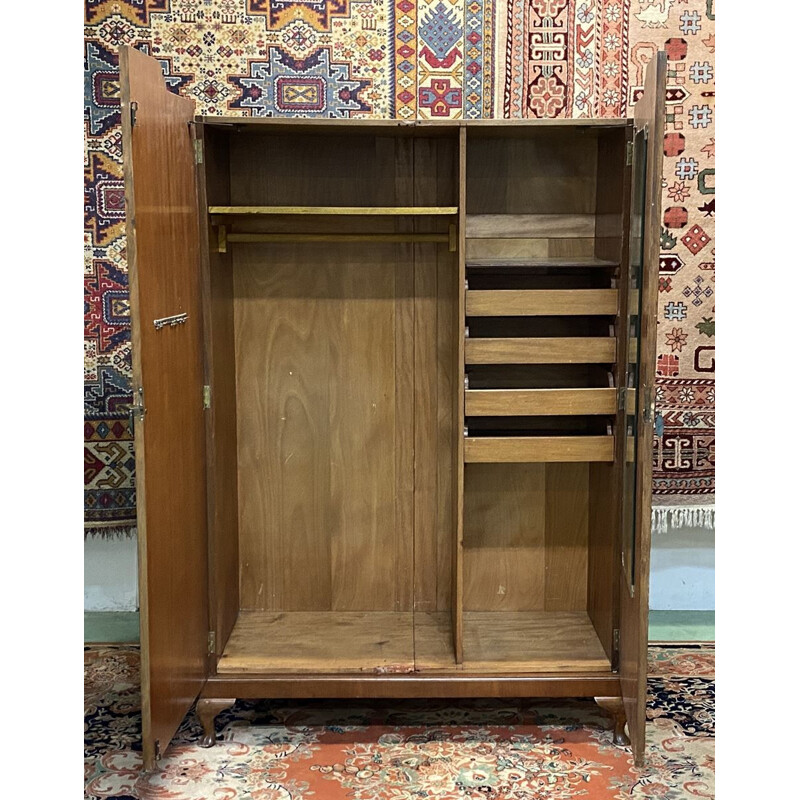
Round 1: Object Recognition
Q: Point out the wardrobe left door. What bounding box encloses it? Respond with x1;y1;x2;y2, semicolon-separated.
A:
120;45;210;771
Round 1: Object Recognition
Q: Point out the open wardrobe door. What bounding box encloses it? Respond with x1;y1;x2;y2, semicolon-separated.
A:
119;45;210;770
618;50;667;767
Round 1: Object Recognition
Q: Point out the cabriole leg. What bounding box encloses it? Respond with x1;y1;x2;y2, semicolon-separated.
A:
197;697;237;747
594;696;630;746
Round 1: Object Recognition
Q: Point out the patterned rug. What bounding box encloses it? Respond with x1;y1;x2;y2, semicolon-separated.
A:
84;644;714;798
84;0;714;537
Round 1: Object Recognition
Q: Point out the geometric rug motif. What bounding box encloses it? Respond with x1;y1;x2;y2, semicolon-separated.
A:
84;643;714;798
628;1;715;503
84;0;715;537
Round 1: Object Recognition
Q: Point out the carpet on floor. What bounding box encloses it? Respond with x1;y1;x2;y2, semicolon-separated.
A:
84;644;714;799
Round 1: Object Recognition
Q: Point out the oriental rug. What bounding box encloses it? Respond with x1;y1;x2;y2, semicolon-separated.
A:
84;643;715;798
84;0;714;537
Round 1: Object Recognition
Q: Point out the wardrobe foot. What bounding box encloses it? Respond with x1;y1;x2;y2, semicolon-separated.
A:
197;697;237;747
594;696;630;746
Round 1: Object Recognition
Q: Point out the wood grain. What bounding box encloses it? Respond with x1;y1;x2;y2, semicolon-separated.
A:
120;45;209;771
195;123;240;660
545;464;589;611
465;388;616;416
203;672;621;698
465;337;616;365
620;51;667;767
216;610;609;675
466;289;619;316
209;205;458;215
452;126;467;662
217;612;414;673
225;232;450;244
412;153;440;614
230;132;399;207
587;462;618;661
466;214;596;238
461;612;610;672
465;131;598;215
466;257;618;268
464;436;615;463
466;238;596;261
463;463;546;611
233;244;413;612
414;612;458;670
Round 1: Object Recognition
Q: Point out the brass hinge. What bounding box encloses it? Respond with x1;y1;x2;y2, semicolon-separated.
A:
625;141;633;166
208;631;216;655
127;386;146;433
203;385;211;410
193;137;204;165
130;101;138;128
643;385;655;423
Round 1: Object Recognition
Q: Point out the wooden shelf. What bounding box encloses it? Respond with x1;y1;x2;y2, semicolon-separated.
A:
465;388;617;416
217;611;461;673
465;214;596;239
209;205;458;216
218;611;415;674
466;257;618;269
464;435;615;463
466;289;618;317
465;337;616;365
215;610;610;674
461;611;611;672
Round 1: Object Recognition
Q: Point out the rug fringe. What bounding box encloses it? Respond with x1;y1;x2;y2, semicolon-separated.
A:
84;525;137;540
651;506;715;534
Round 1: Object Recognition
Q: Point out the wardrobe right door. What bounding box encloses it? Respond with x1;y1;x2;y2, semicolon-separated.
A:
618;50;667;767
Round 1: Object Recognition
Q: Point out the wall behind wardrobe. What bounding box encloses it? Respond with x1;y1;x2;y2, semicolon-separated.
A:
84;0;715;611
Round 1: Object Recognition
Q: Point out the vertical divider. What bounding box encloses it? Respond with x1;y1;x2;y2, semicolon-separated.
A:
452;125;467;663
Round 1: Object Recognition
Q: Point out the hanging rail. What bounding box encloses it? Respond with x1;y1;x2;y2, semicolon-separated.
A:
213;224;458;253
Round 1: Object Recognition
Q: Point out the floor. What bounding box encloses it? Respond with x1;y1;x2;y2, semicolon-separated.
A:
85;642;714;799
85;610;716;644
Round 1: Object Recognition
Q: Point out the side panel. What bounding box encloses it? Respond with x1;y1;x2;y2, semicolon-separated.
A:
119;46;209;769
619;51;667;765
195;125;240;661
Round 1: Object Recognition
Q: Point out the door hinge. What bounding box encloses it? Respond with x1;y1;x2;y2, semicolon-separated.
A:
617;385;627;411
625;141;633;166
130;101;138;128
193;137;204;165
208;631;216;655
612;628;620;670
203;385;212;410
127;386;146;433
643;385;655;423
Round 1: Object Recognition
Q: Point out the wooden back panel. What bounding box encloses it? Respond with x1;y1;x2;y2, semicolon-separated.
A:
465;129;599;262
229;132;457;619
119;46;208;769
234;244;414;612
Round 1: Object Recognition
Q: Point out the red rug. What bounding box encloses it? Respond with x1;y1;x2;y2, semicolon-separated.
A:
85;644;714;798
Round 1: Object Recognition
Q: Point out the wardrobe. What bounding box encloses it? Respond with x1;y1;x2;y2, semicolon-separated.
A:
119;45;666;769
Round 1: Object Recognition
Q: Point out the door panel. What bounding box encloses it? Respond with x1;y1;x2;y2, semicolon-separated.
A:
119;45;209;770
619;50;667;766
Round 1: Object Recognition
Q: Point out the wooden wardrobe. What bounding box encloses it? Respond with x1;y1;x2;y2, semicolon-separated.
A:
119;46;666;770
